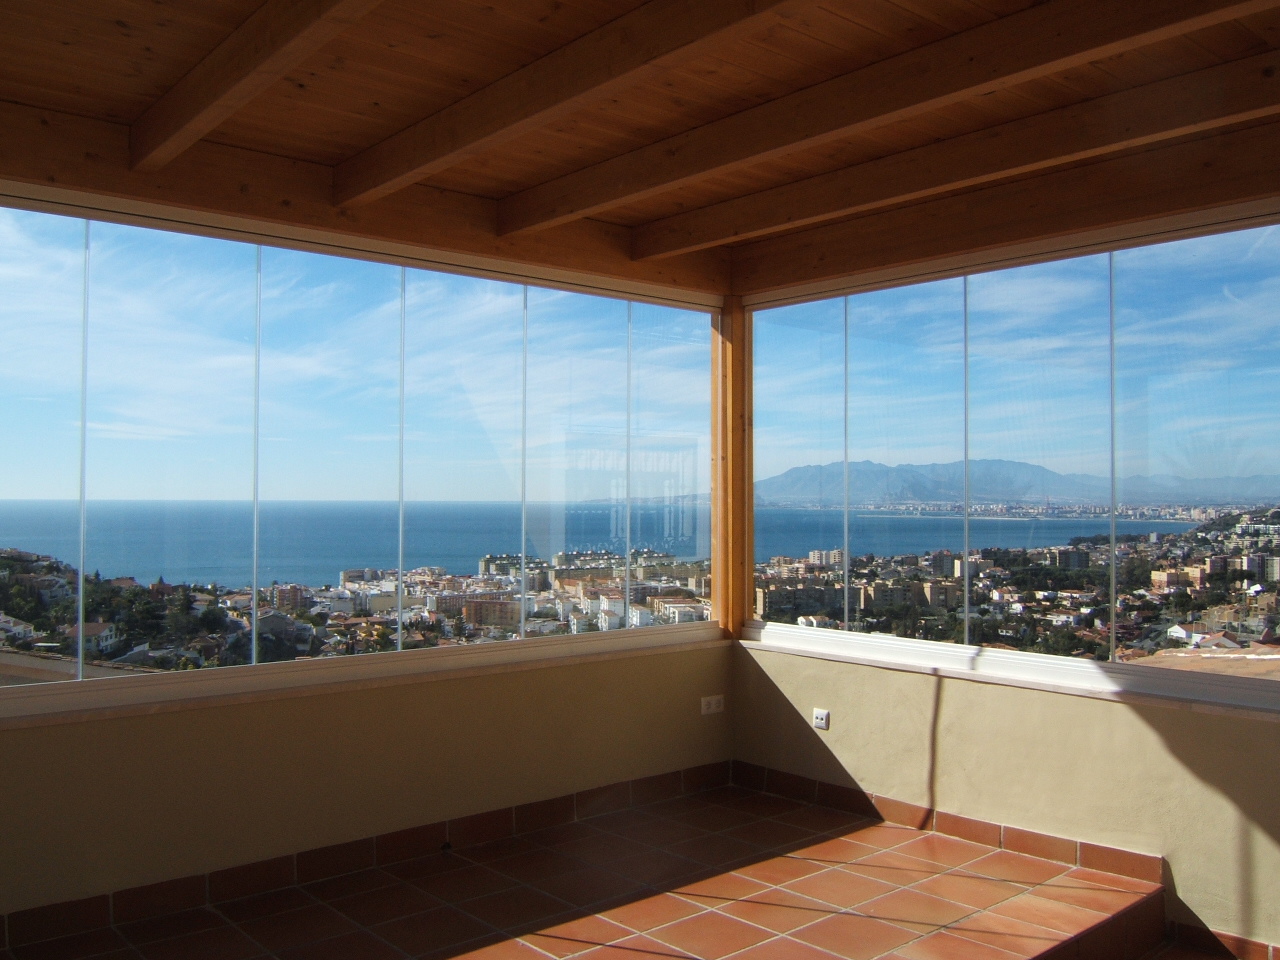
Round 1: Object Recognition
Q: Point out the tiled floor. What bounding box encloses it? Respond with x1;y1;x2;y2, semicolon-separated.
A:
3;786;1179;960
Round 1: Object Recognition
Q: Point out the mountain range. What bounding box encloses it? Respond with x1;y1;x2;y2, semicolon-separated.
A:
754;459;1280;507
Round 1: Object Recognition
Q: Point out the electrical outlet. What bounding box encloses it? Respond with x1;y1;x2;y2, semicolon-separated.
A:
701;694;725;715
813;708;830;730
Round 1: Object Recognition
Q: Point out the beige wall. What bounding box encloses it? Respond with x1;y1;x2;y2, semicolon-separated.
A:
0;644;733;914
733;645;1280;947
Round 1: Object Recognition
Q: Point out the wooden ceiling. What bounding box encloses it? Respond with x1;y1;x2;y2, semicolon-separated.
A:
3;0;1280;304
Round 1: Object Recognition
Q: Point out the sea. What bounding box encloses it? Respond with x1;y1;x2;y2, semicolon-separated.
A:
0;501;1194;589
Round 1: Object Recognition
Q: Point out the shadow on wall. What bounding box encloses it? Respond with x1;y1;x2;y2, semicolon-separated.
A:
730;647;1280;948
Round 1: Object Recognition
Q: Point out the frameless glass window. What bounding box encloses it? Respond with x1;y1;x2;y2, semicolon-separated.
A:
84;224;257;676
846;281;964;640
258;249;401;661
0;206;714;686
0;211;87;684
1115;228;1280;681
403;272;524;647
754;299;846;626
967;260;1111;656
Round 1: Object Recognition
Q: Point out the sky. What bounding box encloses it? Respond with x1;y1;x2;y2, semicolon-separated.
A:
754;225;1280;485
0;208;711;502
4;206;1279;502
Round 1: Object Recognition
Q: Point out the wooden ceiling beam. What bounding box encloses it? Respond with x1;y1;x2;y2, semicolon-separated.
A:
633;50;1280;259
130;0;384;172
498;0;1280;236
1;101;727;300
729;121;1280;298
332;0;792;208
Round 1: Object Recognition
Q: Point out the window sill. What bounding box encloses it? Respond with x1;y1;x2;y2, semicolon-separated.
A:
740;621;1280;722
0;622;726;731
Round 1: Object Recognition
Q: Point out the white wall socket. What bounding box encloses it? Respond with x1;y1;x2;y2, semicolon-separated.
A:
813;708;830;730
701;694;725;715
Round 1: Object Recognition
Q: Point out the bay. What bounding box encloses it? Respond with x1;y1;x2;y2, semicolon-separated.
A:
0;501;1192;588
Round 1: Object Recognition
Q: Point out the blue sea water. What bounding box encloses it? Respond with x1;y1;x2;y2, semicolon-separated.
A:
0;501;1191;588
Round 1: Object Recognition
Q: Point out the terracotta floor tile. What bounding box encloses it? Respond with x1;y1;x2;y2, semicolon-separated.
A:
791;837;880;867
330;881;439;926
734;855;826;887
666;834;763;867
460;886;573;930
894;836;995;870
859;888;976;936
455;939;551;960
650;910;773;959
839;823;921;851
235;903;358;952
412;865;520;904
215;887;318;923
725;820;815;850
490;849;585;884
608;818;709;847
117;908;226;945
557;834;652;868
946;912;1070;959
523;823;607;847
611;851;705;887
577;934;696;959
304;868;401;901
520;915;634;958
136;925;263;960
791;913;918;960
1029;875;1144;915
530;867;647;909
11;928;128;960
600;894;705;933
372;905;496;956
841;851;945;888
989;892;1106;937
463;838;542;864
963;852;1070;887
275;929;405;960
384;853;473;882
717;888;835;934
912;872;1027;911
731;937;852;960
783;867;897;910
897;930;1024;960
773;808;872;834
713;794;805;819
668;806;763;832
1058;867;1159;895
672;873;770;907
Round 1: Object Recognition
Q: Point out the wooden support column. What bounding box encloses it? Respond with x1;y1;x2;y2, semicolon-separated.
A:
711;295;754;636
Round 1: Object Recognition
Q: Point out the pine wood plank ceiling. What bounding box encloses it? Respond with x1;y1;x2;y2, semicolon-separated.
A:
3;0;1280;302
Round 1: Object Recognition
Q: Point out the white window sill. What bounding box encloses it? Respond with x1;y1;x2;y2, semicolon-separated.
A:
741;621;1280;722
0;622;726;731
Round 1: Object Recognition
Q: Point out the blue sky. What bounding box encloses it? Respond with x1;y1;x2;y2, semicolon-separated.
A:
755;225;1280;484
0;208;710;502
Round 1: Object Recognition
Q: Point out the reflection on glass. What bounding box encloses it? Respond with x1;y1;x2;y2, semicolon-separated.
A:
258;249;401;661
1115;228;1280;681
630;303;712;628
525;289;629;637
967;260;1111;656
754;298;846;626
84;224;256;675
404;272;523;646
846;281;964;640
0;211;86;685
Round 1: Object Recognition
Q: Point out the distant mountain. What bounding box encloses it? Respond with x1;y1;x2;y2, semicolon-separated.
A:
754;459;1280;507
